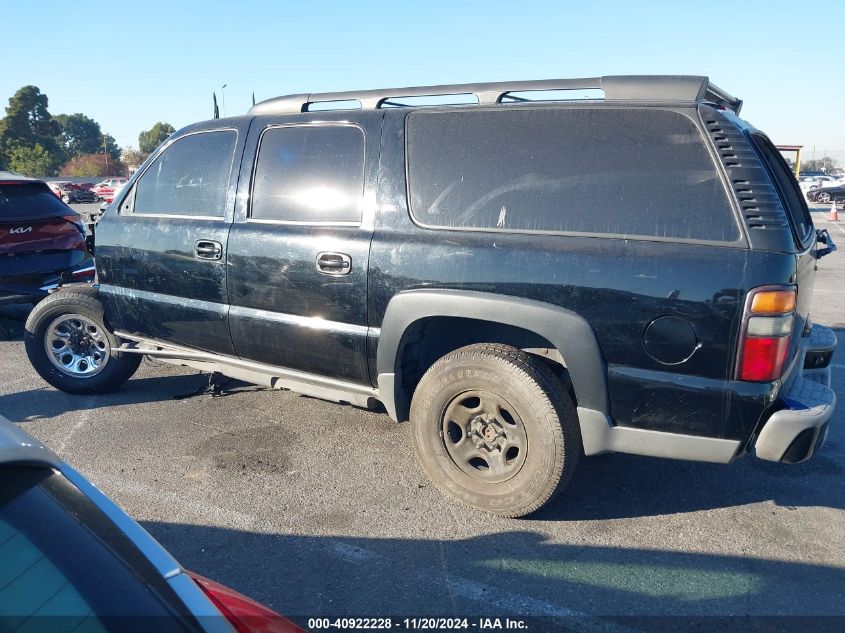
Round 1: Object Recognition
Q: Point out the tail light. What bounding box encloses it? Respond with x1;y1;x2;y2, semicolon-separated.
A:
62;214;84;228
187;571;305;633
735;286;796;382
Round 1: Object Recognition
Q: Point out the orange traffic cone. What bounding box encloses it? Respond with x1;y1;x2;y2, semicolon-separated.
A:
829;201;839;222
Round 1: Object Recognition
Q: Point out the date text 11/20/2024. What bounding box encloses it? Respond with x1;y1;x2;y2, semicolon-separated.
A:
307;618;528;630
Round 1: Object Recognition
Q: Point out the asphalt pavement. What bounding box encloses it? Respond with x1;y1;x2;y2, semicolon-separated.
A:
0;203;843;630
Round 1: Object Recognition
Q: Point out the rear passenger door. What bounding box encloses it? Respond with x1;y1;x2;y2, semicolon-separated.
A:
227;111;381;385
96;124;247;355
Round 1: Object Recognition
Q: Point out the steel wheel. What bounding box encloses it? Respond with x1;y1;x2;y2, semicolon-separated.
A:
441;390;529;484
411;344;581;517
44;313;111;377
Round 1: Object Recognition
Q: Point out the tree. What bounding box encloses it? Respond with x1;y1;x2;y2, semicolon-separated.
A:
138;122;175;154
60;153;126;178
0;86;63;173
102;133;121;161
121;146;148;171
54;113;121;162
55;113;102;157
800;156;841;174
7;144;59;177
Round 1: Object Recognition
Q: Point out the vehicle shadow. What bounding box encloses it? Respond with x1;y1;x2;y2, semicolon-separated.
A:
0;318;22;341
141;522;845;625
0;305;27;341
0;373;212;422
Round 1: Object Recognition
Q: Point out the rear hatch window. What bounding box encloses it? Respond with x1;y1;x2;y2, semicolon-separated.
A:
0;181;75;222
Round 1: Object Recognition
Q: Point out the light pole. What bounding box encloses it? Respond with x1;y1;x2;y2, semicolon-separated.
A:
221;83;227;117
103;134;109;176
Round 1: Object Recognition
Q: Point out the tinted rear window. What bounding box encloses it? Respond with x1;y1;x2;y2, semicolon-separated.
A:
251;125;365;224
407;107;740;242
0;182;70;219
0;467;200;632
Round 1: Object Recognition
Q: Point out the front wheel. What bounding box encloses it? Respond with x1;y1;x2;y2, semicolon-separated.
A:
25;289;141;394
410;343;581;518
818;192;832;204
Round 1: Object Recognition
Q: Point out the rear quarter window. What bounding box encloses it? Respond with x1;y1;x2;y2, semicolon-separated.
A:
406;107;741;243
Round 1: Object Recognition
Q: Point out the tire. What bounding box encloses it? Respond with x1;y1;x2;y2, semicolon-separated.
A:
818;192;831;204
61;195;70;204
410;343;581;517
24;288;141;394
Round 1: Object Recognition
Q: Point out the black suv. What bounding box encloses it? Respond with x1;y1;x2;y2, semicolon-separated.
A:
24;76;838;517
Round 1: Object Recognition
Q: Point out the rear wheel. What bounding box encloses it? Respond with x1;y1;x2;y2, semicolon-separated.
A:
25;289;141;394
818;191;832;204
410;343;581;517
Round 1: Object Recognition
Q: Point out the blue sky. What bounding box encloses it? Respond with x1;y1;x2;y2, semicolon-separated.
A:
2;0;843;163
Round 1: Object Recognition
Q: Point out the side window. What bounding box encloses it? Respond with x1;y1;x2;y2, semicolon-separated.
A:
250;125;365;224
406;108;741;242
133;130;237;217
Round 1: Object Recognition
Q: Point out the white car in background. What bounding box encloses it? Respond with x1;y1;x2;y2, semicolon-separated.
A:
813;175;843;188
799;174;844;199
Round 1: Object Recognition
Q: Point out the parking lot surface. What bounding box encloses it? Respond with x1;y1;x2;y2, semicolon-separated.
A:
1;204;843;627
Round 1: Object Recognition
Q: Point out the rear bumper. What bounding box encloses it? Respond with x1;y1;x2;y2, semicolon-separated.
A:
755;324;837;463
0;253;95;299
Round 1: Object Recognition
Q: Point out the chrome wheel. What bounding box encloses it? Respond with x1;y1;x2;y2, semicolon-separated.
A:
44;314;111;377
441;390;528;483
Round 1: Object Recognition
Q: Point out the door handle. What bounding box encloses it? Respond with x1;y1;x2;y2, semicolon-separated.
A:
195;239;223;260
316;251;352;275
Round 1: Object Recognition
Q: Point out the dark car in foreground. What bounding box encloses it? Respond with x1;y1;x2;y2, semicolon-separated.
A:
0;415;304;633
0;173;95;304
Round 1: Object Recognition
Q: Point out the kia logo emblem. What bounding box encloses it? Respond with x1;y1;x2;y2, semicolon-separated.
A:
9;226;32;234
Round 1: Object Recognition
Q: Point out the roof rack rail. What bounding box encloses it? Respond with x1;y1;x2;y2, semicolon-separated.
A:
249;75;742;116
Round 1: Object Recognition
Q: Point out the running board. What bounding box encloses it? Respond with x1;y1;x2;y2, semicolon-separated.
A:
115;331;380;409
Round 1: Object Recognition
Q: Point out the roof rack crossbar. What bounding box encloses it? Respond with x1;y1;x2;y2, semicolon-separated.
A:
249;75;741;116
